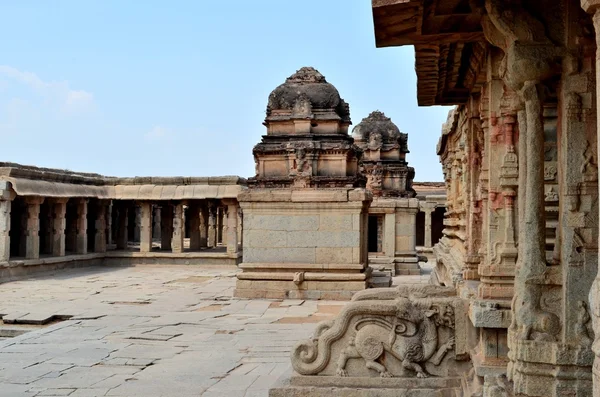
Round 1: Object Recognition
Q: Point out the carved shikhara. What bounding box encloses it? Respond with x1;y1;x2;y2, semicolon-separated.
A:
290;285;468;379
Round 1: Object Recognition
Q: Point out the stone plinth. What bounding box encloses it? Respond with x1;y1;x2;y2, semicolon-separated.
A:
368;197;420;275
235;189;372;300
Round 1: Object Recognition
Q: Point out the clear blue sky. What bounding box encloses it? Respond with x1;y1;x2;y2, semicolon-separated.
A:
0;1;451;181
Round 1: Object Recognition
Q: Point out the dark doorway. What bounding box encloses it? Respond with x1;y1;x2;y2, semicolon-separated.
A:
9;198;25;258
432;207;445;245
368;215;380;253
87;199;97;252
416;211;425;247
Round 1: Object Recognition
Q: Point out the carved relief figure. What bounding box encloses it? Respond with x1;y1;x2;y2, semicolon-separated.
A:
582;141;598;182
291;286;460;379
335;301;455;378
367;131;383;151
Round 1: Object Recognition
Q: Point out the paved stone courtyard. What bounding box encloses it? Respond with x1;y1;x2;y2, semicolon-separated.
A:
0;264;430;397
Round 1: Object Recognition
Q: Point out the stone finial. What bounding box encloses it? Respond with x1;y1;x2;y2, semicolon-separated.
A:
267;67;351;123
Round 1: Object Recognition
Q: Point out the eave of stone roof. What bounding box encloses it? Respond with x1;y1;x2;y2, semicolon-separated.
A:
372;0;487;106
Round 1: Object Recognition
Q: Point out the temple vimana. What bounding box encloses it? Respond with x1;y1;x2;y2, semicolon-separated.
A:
8;0;600;396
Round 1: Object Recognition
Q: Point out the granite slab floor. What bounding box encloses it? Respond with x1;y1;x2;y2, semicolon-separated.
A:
0;264;431;397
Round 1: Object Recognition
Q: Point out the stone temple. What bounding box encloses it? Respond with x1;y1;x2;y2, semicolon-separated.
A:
10;0;600;396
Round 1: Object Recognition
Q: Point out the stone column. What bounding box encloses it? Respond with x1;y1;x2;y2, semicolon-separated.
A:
106;202;113;246
207;202;216;248
200;206;208;248
160;204;173;251
139;202;153;253
52;198;68;257
94;201;107;253
0;182;12;262
24;197;43;259
583;3;600;395
76;199;88;254
422;207;434;248
238;206;243;248
225;202;238;255
171;203;184;253
189;204;201;250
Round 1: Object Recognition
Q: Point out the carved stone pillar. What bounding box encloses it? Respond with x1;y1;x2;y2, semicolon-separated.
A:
582;3;600;395
478;79;518;300
75;199;88;254
24;197;43;259
139;202;153;253
52;199;68;257
160;204;173;251
171;203;184;253
423;207;434;248
207;202;216;248
200;206;208;248
225;202;238;255
94;201;107;253
0;183;12;262
188;204;201;251
238;206;243;247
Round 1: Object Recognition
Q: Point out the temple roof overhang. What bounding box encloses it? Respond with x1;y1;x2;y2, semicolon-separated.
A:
0;163;247;201
372;0;487;106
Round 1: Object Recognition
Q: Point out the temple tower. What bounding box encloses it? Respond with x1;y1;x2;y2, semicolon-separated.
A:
352;111;420;275
235;67;375;300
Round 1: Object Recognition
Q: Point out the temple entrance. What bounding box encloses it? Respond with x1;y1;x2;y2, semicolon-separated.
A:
368;215;383;253
415;211;425;247
432;206;445;245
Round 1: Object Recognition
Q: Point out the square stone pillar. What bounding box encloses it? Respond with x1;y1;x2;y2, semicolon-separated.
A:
171;203;184;253
188;204;201;250
237;207;243;247
94;201;107;253
0;183;12;262
393;200;420;275
207;202;216;248
383;212;395;259
160;204;173;250
115;206;128;250
200;206;208;248
75;199;88;254
52;199;68;257
224;201;238;255
24;197;44;260
139;202;153;253
423;207;434;248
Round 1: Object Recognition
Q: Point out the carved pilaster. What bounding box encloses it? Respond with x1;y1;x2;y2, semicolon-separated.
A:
52;198;68;257
139;202;153;253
